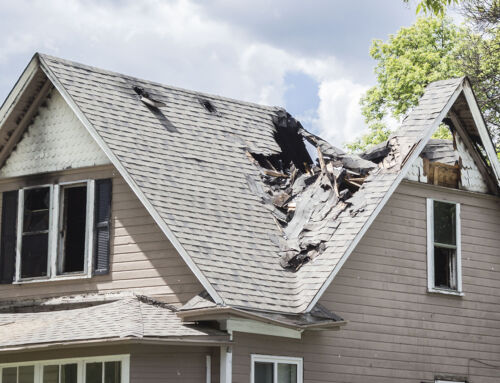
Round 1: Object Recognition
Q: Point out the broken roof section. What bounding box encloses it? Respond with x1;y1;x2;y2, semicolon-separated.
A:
0;295;228;352
1;54;498;315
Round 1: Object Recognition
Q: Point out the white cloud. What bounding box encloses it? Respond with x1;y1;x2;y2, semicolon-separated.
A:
315;79;369;146
0;0;373;146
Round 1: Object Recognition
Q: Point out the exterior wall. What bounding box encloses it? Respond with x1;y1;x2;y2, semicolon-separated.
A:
232;181;500;383
0;165;203;305
0;344;218;383
130;345;217;383
0;89;110;179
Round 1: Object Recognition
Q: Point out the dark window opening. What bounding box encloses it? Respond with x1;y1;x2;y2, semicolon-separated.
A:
432;200;458;291
21;187;50;278
434;247;456;289
59;185;87;274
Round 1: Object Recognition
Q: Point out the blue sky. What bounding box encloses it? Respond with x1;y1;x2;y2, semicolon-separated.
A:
0;0;420;146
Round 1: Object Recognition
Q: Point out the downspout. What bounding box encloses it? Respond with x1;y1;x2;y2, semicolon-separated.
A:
220;330;233;383
206;355;212;383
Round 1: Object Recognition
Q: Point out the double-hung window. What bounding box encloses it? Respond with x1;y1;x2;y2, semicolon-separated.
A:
427;198;462;294
251;355;302;383
0;178;112;284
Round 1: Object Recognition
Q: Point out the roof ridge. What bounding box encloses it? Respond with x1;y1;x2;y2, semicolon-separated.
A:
37;52;280;112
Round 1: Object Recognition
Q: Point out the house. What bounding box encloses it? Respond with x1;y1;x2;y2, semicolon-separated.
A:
0;53;498;383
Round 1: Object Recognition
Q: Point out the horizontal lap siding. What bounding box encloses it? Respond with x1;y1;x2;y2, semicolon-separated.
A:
232;182;500;383
130;345;216;383
0;166;202;305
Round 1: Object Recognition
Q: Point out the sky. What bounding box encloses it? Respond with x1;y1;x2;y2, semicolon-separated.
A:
0;0;420;146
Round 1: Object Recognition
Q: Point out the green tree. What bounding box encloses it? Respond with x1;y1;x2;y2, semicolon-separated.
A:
346;15;500;158
403;0;460;16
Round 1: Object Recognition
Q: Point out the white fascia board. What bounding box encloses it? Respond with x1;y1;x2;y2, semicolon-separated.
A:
461;80;500;184
225;318;302;339
0;55;39;128
38;59;224;305
305;81;465;312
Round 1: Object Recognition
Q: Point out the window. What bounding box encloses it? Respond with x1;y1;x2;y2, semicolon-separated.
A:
251;355;302;383
15;181;94;281
427;199;462;294
0;356;128;383
0;178;112;284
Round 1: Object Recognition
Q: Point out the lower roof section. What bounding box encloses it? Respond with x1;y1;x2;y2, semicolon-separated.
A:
0;294;228;352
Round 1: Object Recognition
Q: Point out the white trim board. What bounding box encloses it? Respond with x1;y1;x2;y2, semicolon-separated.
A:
37;55;223;305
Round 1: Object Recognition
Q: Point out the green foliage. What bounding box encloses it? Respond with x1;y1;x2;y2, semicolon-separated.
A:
348;14;499;157
432;124;453;139
344;122;391;153
403;0;460;16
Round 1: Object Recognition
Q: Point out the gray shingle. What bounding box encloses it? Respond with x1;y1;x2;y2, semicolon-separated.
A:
37;54;464;313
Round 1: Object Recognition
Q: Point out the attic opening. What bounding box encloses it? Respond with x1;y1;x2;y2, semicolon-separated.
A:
132;85;166;109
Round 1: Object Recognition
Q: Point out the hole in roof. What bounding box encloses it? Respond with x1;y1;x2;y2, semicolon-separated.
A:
199;98;219;115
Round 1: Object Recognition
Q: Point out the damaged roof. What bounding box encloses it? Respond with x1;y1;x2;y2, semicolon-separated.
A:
2;54;499;315
0;295;228;351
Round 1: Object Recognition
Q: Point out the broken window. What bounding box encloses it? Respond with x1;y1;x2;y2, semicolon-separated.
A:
427;199;461;293
252;355;302;383
58;184;88;274
20;187;51;279
4;178;113;282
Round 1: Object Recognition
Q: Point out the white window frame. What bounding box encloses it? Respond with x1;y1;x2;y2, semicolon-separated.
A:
250;354;303;383
426;198;463;296
435;380;466;383
0;355;129;383
14;180;95;283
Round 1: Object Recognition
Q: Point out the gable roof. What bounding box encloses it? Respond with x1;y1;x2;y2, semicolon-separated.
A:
0;54;498;315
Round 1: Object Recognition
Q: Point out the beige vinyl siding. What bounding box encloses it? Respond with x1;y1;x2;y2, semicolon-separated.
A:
232;181;500;383
0;344;217;383
0;165;203;305
130;345;216;383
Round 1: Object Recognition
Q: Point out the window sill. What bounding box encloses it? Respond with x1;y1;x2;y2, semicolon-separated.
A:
13;274;92;284
428;288;464;297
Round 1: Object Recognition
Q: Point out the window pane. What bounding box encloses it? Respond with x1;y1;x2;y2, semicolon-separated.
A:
2;367;17;383
23;188;50;232
60;186;87;273
61;364;78;383
278;363;297;383
255;362;273;383
43;365;59;383
434;246;456;289
21;233;49;278
433;201;456;245
104;362;121;383
18;366;34;383
86;362;103;383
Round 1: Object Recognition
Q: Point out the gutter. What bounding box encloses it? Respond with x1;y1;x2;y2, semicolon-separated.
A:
0;336;232;355
177;306;346;331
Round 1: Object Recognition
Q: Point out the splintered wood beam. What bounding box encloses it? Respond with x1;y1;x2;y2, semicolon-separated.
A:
0;79;52;169
449;110;498;195
263;169;288;178
317;146;325;172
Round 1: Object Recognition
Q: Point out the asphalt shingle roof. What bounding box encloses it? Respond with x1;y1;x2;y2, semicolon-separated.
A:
36;54;466;313
0;296;226;350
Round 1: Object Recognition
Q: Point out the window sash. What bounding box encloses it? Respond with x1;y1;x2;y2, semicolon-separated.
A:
0;355;129;383
426;198;462;294
251;355;303;383
14;180;95;283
